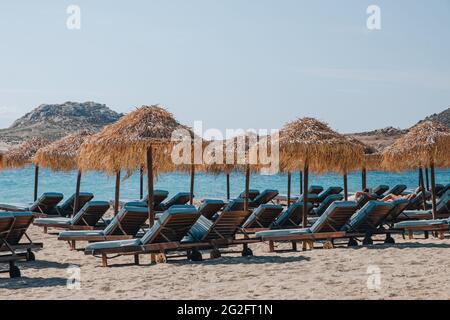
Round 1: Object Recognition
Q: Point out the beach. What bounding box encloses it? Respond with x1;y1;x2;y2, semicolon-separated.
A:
2;223;450;300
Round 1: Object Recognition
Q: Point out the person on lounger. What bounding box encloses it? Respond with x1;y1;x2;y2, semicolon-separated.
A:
347;189;373;201
381;187;419;202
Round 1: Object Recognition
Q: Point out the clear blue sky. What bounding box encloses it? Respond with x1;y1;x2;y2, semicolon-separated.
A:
0;0;449;133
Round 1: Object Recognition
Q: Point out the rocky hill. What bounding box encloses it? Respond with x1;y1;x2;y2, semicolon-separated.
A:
0;101;122;146
418;107;450;128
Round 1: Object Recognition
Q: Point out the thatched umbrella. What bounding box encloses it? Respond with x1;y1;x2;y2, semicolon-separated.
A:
278;118;363;227
3;137;49;201
33;130;92;216
383;121;450;219
79;105;191;225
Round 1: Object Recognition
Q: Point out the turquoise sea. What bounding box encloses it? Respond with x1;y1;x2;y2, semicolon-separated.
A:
0;165;449;204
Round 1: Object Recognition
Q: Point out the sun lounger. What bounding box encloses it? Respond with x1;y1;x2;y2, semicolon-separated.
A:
385;184;407;196
241;204;283;230
256;201;359;251
58;204;150;250
317;187;343;203
396;191;450;221
406;191;432;210
140;190;169;207
239;189;260;201
437;183;450;198
34;201;110;233
155;192;191;211
223;199;245;212
249;189;279;208
53;192;94;217
312;194;344;216
308;185;324;195
84;205;201;266
394;217;450;240
371;185;389;197
197;199;225;220
270;202;314;228
0;192;64;217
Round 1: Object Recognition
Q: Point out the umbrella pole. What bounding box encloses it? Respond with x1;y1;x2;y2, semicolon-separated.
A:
73;170;82;217
226;173;230;201
430;162;437;219
418;166;427;210
139;166;144;200
302;162;309;228
190;164;195;205
34;165;39;201
114;170;121;215
425;167;430;191
147;147;155;227
343;172;348;201
287;172;291;208
299;170;303;195
244;164;250;212
361;167;367;191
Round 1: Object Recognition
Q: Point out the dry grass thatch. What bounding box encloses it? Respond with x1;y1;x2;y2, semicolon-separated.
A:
346;136;385;171
78;105;193;175
383;121;450;171
3;137;50;169
32;130;92;172
277;117;364;174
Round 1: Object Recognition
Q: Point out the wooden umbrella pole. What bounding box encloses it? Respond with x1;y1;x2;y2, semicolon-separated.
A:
147;147;155;227
343;172;348;201
244;164;250;212
299;170;303;195
418;166;427;210
287;172;291;208
73;170;82;217
425;167;430;191
226;173;230;201
302;162;309;228
430;161;438;220
361;168;367;191
139;166;144;200
34;165;39;201
190;164;195;205
114;170;121;215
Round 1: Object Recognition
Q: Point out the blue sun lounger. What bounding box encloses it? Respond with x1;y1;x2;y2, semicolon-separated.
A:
53;192;94;217
155;192;191;211
0;192;64;216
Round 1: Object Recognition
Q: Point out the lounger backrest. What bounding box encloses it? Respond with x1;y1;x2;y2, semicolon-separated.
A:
251;189;279;206
56;192;94;216
141;190;169;207
372;185;389;196
160;192;191;209
0;214;14;242
271;202;314;227
385;199;410;221
343;200;395;233
201;210;249;241
140;205;200;244
310;201;359;233
242;204;283;228
103;205;149;236
223;199;245;212
315;194;344;216
437;183;450;197
317;187;343;202
239;189;260;201
407;191;431;210
198;199;225;220
29;192;64;213
3;212;33;245
437;191;450;214
387;184;407;196
308;185;324;195
71;201;110;226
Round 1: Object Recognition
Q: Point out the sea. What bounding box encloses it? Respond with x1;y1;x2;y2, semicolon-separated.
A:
0;165;449;204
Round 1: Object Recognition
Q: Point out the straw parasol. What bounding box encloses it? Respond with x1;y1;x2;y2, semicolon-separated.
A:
33;130;92;215
79;105;192;225
278;117;364;227
383;121;450;218
3;137;49;201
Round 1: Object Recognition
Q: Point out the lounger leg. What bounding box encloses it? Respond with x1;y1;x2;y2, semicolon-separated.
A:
134;254;140;265
150;253;156;264
43;226;47;234
439;231;445;240
269;241;274;253
408;230;414;240
101;254;108;267
291;241;297;251
302;241;307;251
70;241;76;251
424;231;429;239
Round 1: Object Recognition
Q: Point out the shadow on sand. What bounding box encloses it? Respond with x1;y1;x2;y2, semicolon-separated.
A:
0;276;68;289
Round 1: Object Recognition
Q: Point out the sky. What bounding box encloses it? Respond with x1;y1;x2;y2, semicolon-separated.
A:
0;0;449;134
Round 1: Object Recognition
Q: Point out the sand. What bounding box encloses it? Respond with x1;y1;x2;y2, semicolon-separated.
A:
1;224;450;300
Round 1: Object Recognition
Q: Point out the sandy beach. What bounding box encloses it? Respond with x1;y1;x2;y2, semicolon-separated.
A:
2;223;450;300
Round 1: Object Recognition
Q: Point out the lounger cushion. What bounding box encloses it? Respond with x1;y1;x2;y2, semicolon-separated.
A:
241;204;283;228
312;194;344;216
394;219;449;229
256;227;311;238
59;230;104;238
341;201;394;231
317;187;343;202
34;217;72;226
308;185;324;194
85;238;141;251
310;201;358;233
